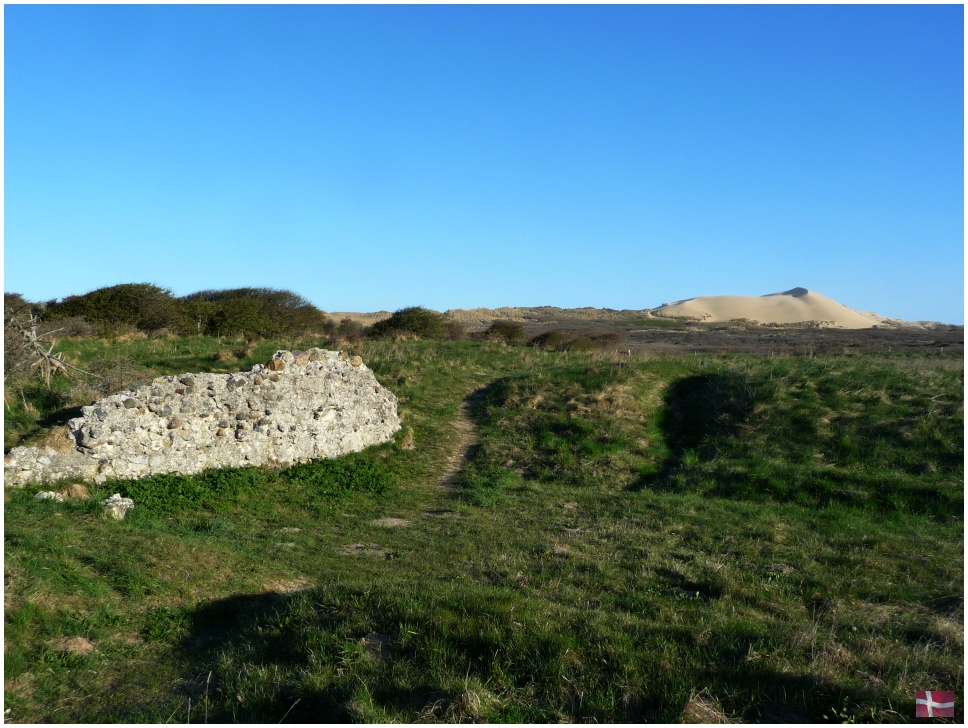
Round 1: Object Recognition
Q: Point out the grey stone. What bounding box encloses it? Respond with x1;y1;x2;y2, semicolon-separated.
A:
101;493;134;519
4;349;400;486
35;491;64;502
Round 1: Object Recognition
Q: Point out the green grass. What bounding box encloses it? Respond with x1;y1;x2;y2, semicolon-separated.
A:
3;338;963;722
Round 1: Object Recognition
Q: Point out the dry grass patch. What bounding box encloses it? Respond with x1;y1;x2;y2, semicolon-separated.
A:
680;688;733;723
371;517;410;528
49;636;96;655
265;577;310;594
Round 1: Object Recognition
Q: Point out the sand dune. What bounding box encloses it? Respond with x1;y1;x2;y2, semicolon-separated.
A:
651;287;889;328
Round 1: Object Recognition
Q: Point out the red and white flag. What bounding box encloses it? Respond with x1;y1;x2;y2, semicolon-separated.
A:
916;691;954;718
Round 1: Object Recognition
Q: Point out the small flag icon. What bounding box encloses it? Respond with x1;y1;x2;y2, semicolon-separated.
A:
916;691;954;718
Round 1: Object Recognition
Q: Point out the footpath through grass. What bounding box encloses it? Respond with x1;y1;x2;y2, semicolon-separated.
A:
4;338;964;723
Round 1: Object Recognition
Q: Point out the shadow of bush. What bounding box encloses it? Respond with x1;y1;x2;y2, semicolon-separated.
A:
632;370;962;517
169;583;688;723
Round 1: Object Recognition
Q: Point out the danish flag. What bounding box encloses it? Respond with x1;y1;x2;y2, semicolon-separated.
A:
915;691;954;718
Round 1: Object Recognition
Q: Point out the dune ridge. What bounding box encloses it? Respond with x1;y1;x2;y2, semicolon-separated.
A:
651;287;890;329
333;290;943;330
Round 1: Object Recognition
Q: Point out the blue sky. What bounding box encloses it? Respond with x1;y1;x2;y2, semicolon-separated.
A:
4;4;964;323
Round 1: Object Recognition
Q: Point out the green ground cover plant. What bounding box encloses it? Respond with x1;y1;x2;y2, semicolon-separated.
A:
3;336;963;723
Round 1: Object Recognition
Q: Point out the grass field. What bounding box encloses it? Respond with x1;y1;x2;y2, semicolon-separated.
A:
3;336;964;723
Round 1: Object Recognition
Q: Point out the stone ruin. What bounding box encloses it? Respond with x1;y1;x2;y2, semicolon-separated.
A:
4;349;401;486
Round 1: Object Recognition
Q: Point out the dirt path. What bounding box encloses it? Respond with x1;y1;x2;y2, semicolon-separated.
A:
436;389;485;489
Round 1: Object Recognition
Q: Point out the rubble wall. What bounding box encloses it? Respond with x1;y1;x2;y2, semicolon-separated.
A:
4;349;400;486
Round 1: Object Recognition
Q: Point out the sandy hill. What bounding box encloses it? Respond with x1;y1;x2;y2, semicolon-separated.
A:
330;290;942;331
651;287;890;329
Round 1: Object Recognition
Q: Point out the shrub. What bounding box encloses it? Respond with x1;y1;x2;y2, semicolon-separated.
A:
45;283;183;337
529;330;568;350
564;335;596;353
367;307;449;340
565;332;620;352
445;320;468;341
485;320;527;344
529;329;621;352
180;288;334;340
337;317;366;343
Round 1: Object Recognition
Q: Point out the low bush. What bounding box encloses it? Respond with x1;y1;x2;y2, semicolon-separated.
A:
565;332;620;352
485;320;527;344
336;317;366;343
529;330;568;350
445;319;468;340
44;283;184;337
367;307;449;340
529;329;621;352
180;287;335;340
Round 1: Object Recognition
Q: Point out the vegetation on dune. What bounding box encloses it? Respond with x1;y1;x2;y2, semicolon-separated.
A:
2;323;964;723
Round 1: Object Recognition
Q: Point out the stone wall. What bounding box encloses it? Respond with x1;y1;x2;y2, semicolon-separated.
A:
4;349;400;486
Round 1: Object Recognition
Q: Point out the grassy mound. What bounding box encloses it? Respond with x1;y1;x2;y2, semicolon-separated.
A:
3;338;963;723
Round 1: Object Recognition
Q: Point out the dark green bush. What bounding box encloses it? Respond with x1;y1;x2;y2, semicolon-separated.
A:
564;335;596;353
529;330;568;350
336;317;366;342
180;287;334;340
45;283;183;337
283;456;394;498
445;320;468;340
367;307;449;340
529;329;621;352
485;320;527;344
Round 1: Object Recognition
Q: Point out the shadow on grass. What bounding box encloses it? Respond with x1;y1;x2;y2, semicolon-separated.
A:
632;371;755;491
169;584;678;723
695;630;896;723
162;584;905;724
173;591;356;723
630;371;963;517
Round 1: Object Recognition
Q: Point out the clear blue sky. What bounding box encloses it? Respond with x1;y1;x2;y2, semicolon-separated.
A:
4;4;964;323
